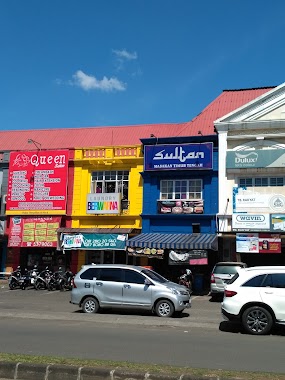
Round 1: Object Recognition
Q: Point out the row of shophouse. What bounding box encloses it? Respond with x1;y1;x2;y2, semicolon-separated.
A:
1;83;285;289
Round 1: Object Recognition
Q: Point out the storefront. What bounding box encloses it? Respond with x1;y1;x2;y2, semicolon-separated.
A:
126;135;219;291
215;82;285;266
5;149;70;271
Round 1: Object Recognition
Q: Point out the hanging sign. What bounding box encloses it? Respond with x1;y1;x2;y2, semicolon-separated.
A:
62;233;127;250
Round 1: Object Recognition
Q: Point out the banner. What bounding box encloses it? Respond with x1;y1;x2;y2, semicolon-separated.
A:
158;200;203;214
236;233;281;253
144;143;213;171
8;216;61;248
6;150;68;215
169;249;208;265
61;233;127;250
86;193;121;214
227;149;285;169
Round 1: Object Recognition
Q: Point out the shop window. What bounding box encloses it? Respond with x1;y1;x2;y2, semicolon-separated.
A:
239;177;284;188
91;171;129;201
160;179;202;200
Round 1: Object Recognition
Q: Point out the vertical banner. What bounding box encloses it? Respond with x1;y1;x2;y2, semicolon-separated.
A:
6;150;69;215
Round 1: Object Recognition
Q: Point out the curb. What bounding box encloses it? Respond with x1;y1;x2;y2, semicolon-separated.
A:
0;361;235;380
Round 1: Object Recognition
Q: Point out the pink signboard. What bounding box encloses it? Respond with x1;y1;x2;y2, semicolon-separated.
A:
6;150;68;215
8;216;61;248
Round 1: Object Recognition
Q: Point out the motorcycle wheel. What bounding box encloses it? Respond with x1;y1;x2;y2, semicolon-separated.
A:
35;281;44;290
9;282;16;290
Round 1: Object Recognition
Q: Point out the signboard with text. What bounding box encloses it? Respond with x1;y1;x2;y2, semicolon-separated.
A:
61;233;127;250
6;150;69;215
144;143;213;171
158;200;204;214
232;214;270;231
86;193;121;214
227;149;285;169
8;216;60;248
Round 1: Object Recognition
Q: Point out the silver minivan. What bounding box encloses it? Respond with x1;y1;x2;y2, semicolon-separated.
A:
70;264;191;317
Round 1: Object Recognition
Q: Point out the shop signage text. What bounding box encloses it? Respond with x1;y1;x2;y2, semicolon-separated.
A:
227;149;285;169
86;193;121;214
232;214;270;231
6;150;68;215
144;143;213;171
8;216;60;248
61;233;127;250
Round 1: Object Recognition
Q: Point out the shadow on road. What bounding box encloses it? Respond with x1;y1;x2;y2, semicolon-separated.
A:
219;321;285;336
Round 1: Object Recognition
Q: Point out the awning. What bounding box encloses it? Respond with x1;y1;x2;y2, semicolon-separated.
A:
126;233;218;251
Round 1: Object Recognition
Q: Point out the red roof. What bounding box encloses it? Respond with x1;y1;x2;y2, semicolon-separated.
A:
0;87;274;151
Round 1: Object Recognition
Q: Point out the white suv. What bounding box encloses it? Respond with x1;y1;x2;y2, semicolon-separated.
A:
221;266;285;335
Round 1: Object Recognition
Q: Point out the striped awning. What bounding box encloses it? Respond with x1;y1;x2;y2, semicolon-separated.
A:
126;233;218;251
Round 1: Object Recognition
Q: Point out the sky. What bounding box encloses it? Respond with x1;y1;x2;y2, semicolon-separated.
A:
1;0;285;131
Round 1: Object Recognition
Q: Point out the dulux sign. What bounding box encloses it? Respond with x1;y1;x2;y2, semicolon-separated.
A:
227;149;285;169
144;143;213;171
232;214;270;231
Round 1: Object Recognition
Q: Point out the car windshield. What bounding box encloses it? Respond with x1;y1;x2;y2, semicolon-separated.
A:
214;265;241;275
141;269;169;283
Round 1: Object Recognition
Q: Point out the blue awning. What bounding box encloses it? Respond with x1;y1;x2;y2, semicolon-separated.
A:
126;233;218;251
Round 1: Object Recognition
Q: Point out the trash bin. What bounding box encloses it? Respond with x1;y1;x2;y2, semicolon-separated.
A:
194;274;203;293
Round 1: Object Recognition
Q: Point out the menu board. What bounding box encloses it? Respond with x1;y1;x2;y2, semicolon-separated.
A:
8;216;60;248
6;150;68;215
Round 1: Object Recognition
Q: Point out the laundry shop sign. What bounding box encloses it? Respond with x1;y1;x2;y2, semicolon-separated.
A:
226;149;285;169
232;214;270;231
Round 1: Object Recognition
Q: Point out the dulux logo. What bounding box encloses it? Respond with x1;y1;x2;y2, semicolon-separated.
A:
236;215;265;222
235;151;258;164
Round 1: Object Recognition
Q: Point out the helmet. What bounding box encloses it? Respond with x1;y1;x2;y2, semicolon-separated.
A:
186;269;192;275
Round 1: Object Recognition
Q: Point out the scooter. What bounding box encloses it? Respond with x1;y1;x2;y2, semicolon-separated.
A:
9;267;23;290
34;268;52;290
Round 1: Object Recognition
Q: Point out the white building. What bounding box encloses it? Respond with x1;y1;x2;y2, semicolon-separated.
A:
215;83;285;266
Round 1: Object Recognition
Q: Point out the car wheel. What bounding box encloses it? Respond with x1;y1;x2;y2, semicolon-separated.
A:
242;306;273;335
82;297;99;314
155;299;174;317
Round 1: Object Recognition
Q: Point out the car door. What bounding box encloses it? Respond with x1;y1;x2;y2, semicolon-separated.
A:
121;269;153;308
259;273;285;321
94;268;123;307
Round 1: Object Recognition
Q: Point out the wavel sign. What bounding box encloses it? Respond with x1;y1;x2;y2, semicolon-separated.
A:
232;214;270;231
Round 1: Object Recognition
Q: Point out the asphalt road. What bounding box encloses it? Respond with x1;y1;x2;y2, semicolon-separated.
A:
0;283;285;374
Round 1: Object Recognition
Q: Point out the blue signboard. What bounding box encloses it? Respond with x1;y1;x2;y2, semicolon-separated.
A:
144;143;213;171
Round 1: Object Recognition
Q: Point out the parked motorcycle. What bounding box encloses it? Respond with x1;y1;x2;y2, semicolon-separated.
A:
178;269;193;293
9;266;23;290
34;267;52;290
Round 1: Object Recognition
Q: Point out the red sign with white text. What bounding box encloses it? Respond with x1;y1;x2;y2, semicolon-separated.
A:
8;216;61;248
6;150;68;215
258;233;281;253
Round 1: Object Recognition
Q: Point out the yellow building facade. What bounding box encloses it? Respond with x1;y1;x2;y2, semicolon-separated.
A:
59;145;144;272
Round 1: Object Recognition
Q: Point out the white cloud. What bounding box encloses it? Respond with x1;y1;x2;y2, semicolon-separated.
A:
112;49;138;61
71;70;126;92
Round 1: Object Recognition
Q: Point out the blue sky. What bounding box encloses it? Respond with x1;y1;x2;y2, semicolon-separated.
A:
1;0;285;131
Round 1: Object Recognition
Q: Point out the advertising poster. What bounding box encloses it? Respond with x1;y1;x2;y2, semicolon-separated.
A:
6;150;69;215
144;143;213;171
8;216;60;248
271;214;285;232
158;200;203;214
236;233;259;253
258;233;281;254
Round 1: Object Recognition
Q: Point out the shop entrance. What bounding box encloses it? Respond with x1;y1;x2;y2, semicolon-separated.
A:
86;250;127;265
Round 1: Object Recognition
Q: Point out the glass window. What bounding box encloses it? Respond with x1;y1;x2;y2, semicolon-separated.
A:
239;177;284;188
123;269;145;284
91;171;129;200
272;273;285;288
99;268;123;282
242;274;266;287
160;179;202;200
80;268;101;280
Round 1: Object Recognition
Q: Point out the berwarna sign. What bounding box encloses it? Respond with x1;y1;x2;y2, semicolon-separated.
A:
226;149;285;169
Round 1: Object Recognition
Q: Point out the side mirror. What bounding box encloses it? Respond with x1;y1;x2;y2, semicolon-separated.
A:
144;278;153;286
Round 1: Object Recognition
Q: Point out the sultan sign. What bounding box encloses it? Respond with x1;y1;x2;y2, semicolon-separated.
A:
144;143;213;171
6;150;68;215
